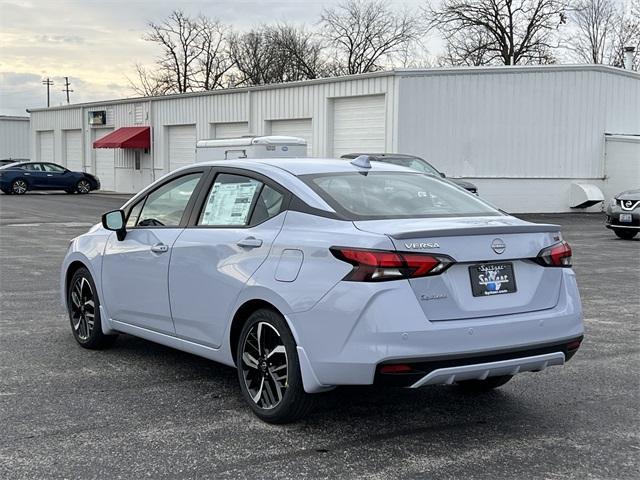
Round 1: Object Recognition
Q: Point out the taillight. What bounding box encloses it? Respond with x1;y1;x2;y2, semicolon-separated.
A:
330;247;454;281
536;241;572;267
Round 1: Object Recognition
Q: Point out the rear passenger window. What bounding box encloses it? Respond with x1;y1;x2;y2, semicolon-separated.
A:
198;174;285;227
250;185;284;225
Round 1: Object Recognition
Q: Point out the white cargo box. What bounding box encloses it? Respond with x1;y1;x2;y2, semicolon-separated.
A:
195;136;307;162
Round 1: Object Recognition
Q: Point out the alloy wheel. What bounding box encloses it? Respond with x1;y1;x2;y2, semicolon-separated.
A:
241;322;288;409
77;180;91;194
70;276;96;341
12;180;27;194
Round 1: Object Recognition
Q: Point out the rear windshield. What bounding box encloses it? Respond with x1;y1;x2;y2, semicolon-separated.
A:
301;172;502;220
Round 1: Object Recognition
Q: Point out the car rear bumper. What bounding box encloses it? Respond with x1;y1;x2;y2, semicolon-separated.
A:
289;269;583;389
374;337;581;387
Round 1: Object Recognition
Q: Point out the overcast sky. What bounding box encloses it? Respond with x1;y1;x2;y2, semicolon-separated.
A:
0;0;426;116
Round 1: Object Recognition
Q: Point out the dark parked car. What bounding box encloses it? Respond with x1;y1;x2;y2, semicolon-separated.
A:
0;162;100;195
340;153;478;194
606;189;639;239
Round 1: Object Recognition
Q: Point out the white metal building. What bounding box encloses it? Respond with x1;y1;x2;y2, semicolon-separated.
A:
27;65;640;212
0;115;30;160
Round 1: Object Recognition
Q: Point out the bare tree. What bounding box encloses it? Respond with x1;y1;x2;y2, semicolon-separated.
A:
127;63;171;97
134;10;233;95
426;0;569;66
320;0;419;74
144;11;202;93
609;0;640;69
229;24;326;86
195;16;234;90
268;24;327;80
569;0;617;63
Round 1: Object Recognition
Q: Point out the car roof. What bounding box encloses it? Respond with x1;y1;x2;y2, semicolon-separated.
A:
192;157;417;176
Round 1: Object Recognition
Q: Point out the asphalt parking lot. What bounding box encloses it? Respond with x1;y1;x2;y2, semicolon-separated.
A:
1;193;638;480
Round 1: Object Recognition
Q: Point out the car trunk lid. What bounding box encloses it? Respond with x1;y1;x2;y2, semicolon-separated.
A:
354;216;564;321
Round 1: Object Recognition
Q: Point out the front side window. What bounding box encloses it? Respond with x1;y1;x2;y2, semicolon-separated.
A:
135;173;202;227
303;172;501;220
198;174;285;226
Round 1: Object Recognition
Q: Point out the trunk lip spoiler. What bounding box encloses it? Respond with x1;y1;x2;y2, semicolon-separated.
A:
390;224;560;239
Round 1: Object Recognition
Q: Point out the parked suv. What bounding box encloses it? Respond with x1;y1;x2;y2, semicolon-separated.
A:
606;189;640;239
340;153;478;194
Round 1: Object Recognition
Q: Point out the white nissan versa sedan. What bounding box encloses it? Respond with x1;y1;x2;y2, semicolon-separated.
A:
61;157;584;423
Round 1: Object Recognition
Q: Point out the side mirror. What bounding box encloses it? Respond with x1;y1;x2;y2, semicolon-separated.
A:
102;209;127;241
440;172;446;178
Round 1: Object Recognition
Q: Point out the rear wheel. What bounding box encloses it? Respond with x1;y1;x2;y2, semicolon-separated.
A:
456;375;513;392
76;179;91;194
236;309;315;424
11;179;27;195
614;229;637;240
67;267;117;349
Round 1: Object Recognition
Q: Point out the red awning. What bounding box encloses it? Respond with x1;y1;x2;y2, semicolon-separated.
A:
93;127;150;149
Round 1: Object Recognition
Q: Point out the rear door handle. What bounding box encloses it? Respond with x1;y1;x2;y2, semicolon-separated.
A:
237;237;263;249
150;243;169;253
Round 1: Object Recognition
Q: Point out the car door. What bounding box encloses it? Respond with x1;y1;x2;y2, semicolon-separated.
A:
41;163;70;189
101;170;207;334
169;170;288;347
23;163;47;187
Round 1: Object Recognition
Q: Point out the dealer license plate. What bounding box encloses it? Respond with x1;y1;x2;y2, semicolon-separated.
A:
469;263;517;297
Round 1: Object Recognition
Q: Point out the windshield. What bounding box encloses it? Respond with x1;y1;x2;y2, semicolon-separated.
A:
0;162;23;170
374;157;440;176
302;172;501;220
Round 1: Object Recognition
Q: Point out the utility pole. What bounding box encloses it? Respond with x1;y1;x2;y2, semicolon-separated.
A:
62;77;73;104
42;78;54;107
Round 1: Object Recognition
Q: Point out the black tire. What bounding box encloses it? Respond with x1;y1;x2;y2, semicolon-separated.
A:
65;189;76;194
456;375;513;392
236;308;315;424
67;267;117;349
614;229;638;240
76;179;91;194
11;179;28;195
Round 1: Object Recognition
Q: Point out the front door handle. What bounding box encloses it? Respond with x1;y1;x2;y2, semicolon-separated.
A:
150;243;169;254
237;237;263;249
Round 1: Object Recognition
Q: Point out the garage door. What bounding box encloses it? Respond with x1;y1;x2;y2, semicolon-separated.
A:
64;130;82;171
213;122;249;139
94;129;115;191
332;95;385;157
270;118;312;155
168;125;197;171
38;131;54;162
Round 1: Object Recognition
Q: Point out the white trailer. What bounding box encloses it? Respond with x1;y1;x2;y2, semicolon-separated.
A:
195;136;307;162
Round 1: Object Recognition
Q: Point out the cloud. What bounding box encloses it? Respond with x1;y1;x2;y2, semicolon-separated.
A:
34;34;85;44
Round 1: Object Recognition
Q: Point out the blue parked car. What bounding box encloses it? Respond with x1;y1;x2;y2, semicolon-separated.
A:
0;162;100;195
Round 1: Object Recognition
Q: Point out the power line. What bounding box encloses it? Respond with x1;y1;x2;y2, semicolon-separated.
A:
42;78;54;108
62;77;73;104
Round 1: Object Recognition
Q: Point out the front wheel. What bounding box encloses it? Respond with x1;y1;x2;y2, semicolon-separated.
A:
614;229;638;240
236;309;315;424
67;267;117;349
76;179;91;194
11;179;28;195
